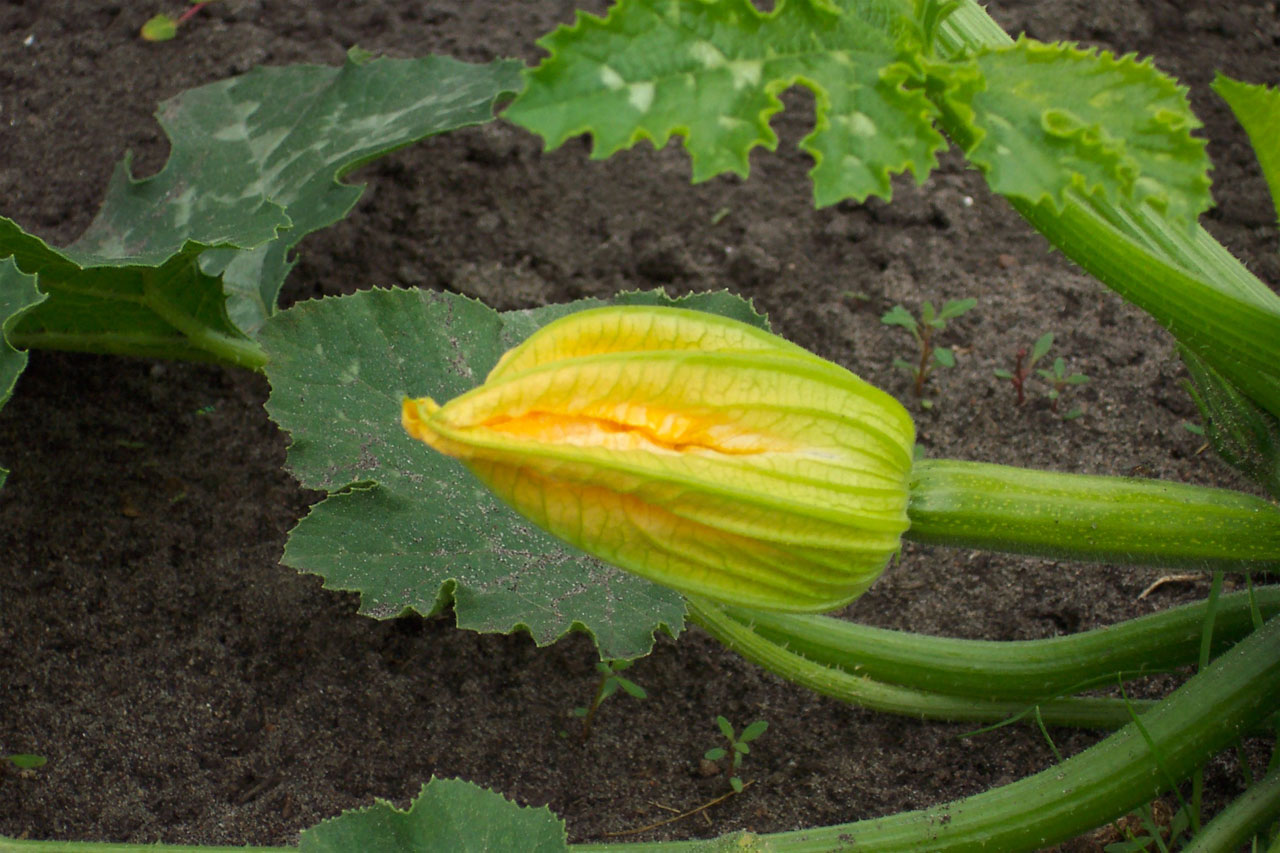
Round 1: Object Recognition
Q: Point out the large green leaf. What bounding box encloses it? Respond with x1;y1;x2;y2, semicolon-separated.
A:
0;259;45;488
1213;73;1280;228
505;0;945;205
509;1;1210;224
963;38;1210;226
299;777;566;853
1;53;522;367
261;289;779;659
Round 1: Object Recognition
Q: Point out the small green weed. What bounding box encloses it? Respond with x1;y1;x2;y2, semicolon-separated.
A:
994;332;1055;407
1039;355;1090;420
572;659;647;742
881;298;977;407
704;715;768;793
995;333;1089;419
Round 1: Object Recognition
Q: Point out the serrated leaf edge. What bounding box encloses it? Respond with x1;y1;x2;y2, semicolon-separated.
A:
965;36;1210;223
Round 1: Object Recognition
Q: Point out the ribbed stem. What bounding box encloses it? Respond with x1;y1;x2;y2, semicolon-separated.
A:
0;843;281;853
1181;764;1280;853
689;598;1151;728
907;459;1280;570
577;614;1280;853
723;587;1280;700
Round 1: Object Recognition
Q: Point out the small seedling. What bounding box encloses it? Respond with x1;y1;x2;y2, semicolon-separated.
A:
572;659;647;742
995;333;1089;419
994;332;1055;406
703;715;768;793
141;2;215;42
1039;356;1090;420
881;298;977;406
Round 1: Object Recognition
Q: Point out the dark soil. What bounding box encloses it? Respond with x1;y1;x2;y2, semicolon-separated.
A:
2;0;1278;849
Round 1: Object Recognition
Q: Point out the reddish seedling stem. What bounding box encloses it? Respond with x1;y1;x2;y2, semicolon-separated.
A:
1011;346;1029;405
178;2;209;25
914;326;933;398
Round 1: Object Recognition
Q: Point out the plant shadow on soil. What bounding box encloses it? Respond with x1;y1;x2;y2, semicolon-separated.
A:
1;0;1278;849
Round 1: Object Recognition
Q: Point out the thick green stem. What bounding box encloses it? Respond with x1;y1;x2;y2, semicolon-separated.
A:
723;587;1280;700
0;843;281;853
907;458;1280;570
689;598;1150;728
577;615;1280;853
1181;764;1280;853
5;327;268;371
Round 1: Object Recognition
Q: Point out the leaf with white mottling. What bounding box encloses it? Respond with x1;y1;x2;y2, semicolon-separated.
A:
1;54;521;367
505;0;944;206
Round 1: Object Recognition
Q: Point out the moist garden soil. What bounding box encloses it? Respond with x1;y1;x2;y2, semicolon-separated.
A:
2;0;1278;849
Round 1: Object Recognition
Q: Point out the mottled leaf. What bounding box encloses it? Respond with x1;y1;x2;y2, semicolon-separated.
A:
72;51;524;335
506;0;945;205
1;54;521;367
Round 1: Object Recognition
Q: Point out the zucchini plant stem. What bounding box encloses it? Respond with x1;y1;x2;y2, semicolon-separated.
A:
8;619;1277;853
907;459;1280;571
721;586;1280;701
1180;763;1280;853
688;598;1153;729
576;614;1280;853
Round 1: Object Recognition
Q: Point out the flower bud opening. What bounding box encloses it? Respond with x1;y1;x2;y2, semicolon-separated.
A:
402;306;914;612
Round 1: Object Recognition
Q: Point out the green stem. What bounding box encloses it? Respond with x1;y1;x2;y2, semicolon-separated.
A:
907;458;1280;570
689;598;1151;728
579;670;610;742
7;262;268;372
143;264;268;371
1181;764;1280;853
5;328;267;370
0;843;283;853
722;586;1280;700
577;614;1280;852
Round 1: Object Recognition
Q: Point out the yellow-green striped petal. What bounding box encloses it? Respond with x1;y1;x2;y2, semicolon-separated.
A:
403;306;914;612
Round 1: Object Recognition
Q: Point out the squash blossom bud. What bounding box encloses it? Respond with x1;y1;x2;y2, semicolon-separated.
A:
402;306;915;612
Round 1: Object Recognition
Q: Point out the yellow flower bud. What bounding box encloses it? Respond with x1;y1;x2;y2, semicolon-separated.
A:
402;306;914;612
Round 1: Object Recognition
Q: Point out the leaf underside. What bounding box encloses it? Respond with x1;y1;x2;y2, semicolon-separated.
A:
966;38;1211;225
1212;73;1280;228
261;288;763;659
0;259;45;488
1;53;521;368
299;777;567;853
